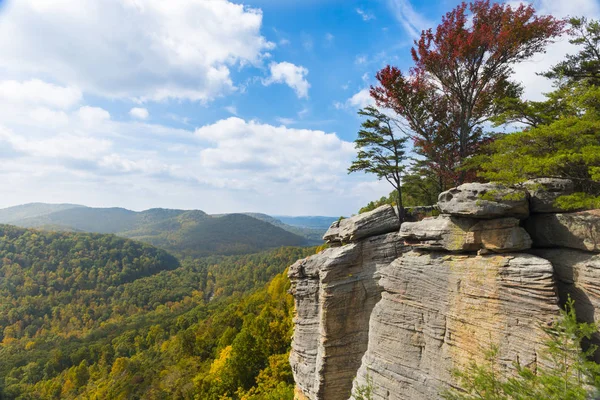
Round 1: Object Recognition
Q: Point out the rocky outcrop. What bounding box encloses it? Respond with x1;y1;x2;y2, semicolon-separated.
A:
353;251;559;400
437;183;529;219
400;216;531;253
289;231;405;400
525;210;600;252
290;179;600;400
524;178;575;213
323;205;399;246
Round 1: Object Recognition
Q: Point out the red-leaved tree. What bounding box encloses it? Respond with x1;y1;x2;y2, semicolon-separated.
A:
371;0;564;187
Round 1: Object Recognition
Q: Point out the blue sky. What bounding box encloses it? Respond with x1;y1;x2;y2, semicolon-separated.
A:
0;0;598;216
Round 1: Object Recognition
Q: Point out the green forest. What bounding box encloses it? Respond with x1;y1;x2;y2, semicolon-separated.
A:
0;224;315;399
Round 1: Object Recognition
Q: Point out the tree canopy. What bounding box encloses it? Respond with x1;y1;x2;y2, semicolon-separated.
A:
474;17;600;210
370;0;563;188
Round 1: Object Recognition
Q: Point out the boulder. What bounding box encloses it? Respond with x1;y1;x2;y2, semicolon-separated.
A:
400;215;479;252
472;218;532;253
400;215;531;253
289;233;406;400
525;210;600;252
524;178;575;213
323;205;399;244
352;251;559;400
438;183;529;219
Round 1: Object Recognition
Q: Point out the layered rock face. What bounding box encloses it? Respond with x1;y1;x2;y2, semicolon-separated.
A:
354;252;558;399
289;205;406;400
290;181;600;400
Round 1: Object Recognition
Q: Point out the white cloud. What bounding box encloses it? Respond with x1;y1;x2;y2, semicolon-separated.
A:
0;126;111;160
349;89;374;108
129;107;149;120
77;106;111;126
336;88;375;110
356;8;375;21
510;0;600;101
276;117;296;125
0;78;375;215
0;0;274;102
225;106;238;116
263;62;310;98
388;0;432;38
195;118;354;186
0;79;82;109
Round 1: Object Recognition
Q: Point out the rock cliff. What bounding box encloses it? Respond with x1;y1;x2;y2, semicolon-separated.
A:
289;179;600;399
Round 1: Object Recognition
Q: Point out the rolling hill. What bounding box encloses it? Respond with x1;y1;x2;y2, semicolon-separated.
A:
0;204;315;257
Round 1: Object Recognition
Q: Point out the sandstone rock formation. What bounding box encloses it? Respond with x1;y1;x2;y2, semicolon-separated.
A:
289;231;405;400
525;210;600;252
353;251;559;400
323;205;399;245
290;180;600;400
400;216;531;253
524;178;575;213
437;182;529;219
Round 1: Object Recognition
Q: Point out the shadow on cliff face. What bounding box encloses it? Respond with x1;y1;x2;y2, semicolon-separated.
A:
525;211;600;252
554;267;600;363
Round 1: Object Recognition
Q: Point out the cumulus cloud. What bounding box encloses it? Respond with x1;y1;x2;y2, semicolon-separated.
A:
0;79;82;109
195;118;354;183
336;88;375;110
510;0;600;101
0;82;370;214
263;62;310;98
0;0;274;102
129;107;149;120
77;106;111;126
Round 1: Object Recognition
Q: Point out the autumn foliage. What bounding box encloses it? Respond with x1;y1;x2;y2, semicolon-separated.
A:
371;0;564;188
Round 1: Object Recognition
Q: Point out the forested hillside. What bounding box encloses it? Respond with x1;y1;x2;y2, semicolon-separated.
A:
123;213;309;257
0;224;315;399
0;205;313;257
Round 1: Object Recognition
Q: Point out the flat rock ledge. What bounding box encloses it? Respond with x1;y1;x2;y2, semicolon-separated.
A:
438;182;529;219
400;215;532;253
525;210;600;252
323;205;399;245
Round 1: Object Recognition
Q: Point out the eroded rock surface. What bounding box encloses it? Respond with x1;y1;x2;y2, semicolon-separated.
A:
438;183;529;219
289;232;405;400
352;251;559;400
530;248;600;361
323;205;399;245
525;210;600;252
400;216;531;253
291;181;600;400
524;178;575;213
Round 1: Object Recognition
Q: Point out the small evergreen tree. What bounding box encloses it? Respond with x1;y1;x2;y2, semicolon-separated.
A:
349;106;409;222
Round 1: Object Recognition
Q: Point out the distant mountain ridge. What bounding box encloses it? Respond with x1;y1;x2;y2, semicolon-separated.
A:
0;203;333;256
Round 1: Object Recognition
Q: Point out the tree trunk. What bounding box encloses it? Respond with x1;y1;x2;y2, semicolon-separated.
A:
396;186;405;224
